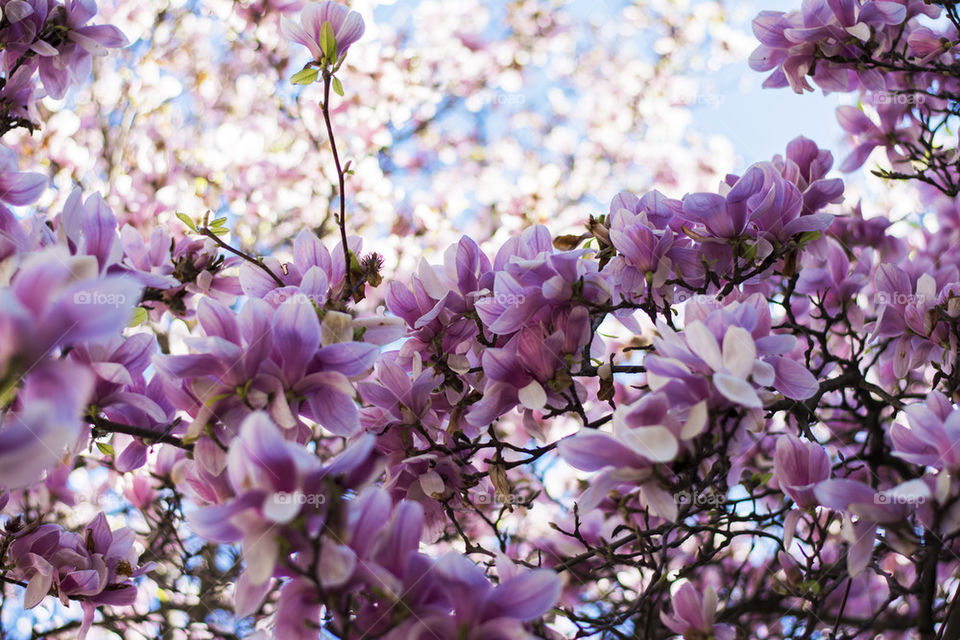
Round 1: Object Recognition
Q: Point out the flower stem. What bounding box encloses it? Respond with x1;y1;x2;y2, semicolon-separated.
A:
320;72;353;296
198;228;285;288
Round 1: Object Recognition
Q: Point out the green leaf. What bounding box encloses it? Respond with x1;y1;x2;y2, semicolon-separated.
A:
210;216;228;227
291;68;319;85
320;21;337;62
176;212;197;232
331;76;344;97
204;392;232;406
96;442;114;456
128;307;149;327
799;580;821;595
210;226;229;236
753;471;774;485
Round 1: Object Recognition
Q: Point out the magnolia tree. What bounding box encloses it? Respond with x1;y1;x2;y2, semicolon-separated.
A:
3;0;746;278
2;0;960;638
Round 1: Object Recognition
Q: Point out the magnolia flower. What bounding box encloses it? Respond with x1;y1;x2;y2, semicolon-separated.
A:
156;296;377;437
36;0;130;99
749;0;906;94
188;412;378;591
773;434;830;507
907;25;957;63
795;236;872;315
0;247;143;364
680;160;834;246
776;136;845;215
0;361;93;488
685;321;767;408
465;322;580;428
815;478;930;576
473;225;609;335
606;201;675;295
282;1;365;63
7;513;154;640
359;356;443;424
660;581;735;640
0;144;45;207
836;105;914;172
57;188;123;274
69;335;175;472
646;295;819;409
890;392;960;470
681;167;767;239
558;389;706;520
382;552;562;640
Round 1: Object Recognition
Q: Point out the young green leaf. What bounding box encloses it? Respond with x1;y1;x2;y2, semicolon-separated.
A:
176;212;197;232
331;76;344;97
291;68;319;85
320;22;337;62
128;307;149;327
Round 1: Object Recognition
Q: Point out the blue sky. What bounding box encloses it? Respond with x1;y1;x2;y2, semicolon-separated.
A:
693;0;849;169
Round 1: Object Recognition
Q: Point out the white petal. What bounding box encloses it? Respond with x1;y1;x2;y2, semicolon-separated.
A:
680;401;708;440
887;478;931;502
937;471;952;503
518;380;548;410
263;492;302;524
419;470;445;498
417;259;448;299
714;372;763;408
646;370;669;390
751;359;775;386
235;572;273;618
244;531;279;585
619;425;679;462
317;544;357;588
24;571;52;609
722;326;756;379
685;320;722;371
447;354;471;374
846;22;871;41
702;585;718;623
641;483;678;521
783;509;801;550
917;273;936;301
